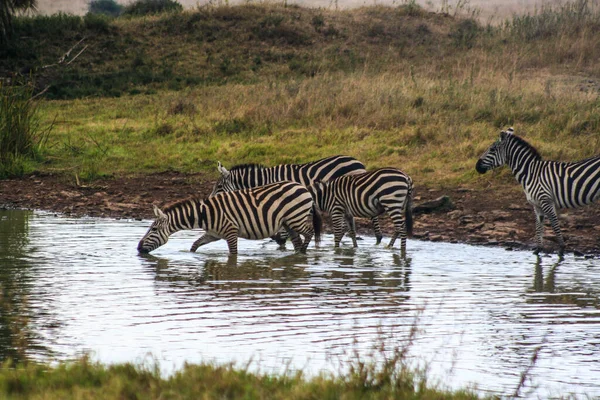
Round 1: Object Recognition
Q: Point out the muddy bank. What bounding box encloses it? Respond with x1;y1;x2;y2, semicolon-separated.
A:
2;172;600;256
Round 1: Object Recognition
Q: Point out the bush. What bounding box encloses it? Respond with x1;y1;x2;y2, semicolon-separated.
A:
122;0;183;16
0;80;51;177
89;0;123;17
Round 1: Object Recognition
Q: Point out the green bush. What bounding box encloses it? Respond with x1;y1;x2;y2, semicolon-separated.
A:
89;0;122;16
0;80;51;177
122;0;183;16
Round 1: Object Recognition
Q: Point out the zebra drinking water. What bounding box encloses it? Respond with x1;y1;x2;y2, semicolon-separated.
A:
308;168;413;253
138;181;321;255
193;155;370;251
476;127;600;255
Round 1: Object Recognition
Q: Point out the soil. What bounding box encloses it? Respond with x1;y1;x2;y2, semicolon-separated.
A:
2;171;600;256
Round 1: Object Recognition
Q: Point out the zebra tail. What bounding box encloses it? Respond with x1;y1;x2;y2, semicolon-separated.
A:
312;204;322;245
405;187;414;238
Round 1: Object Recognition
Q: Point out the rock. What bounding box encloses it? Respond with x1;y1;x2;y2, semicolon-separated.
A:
413;196;454;215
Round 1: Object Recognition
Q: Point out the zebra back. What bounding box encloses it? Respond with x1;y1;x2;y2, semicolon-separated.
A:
211;155;367;195
310;168;413;222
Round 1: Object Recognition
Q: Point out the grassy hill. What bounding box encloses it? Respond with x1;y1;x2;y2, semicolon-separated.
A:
2;1;600;186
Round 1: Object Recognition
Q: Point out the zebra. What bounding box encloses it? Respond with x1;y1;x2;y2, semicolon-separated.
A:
138;181;322;255
193;155;371;250
476;127;600;255
308;168;414;253
210;155;368;195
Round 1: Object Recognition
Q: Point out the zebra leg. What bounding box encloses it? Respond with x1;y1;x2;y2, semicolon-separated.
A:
223;229;239;256
533;207;545;255
331;208;347;248
371;216;383;245
271;229;289;248
190;234;221;252
345;213;358;247
541;202;566;255
282;223;304;252
386;207;407;252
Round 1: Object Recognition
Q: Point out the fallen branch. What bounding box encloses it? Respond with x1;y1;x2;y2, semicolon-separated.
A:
41;37;87;69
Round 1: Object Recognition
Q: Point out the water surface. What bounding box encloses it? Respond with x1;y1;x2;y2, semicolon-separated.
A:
1;209;599;398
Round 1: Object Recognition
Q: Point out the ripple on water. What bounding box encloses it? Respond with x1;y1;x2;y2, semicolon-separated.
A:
1;210;600;397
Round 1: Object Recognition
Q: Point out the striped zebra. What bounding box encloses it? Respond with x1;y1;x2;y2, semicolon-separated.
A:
476;127;600;255
210;155;368;196
194;155;370;250
308;168;414;253
138;181;322;255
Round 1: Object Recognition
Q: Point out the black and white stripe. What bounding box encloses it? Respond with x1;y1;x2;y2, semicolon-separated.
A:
211;155;368;195
476;127;600;254
205;155;369;249
137;181;321;255
309;168;413;252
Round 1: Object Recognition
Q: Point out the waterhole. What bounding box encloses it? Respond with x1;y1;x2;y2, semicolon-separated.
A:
1;209;599;398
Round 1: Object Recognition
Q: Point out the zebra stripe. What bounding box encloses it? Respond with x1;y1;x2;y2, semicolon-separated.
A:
308;168;413;253
476;127;600;254
201;155;370;249
210;155;367;196
137;181;321;255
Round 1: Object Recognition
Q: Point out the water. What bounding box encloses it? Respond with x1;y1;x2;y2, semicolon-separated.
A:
1;209;600;398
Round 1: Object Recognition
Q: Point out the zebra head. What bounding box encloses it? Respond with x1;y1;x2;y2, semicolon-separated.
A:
137;205;173;253
210;161;232;196
475;128;514;174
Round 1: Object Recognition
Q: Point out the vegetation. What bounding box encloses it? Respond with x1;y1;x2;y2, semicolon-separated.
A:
0;355;484;400
122;0;183;16
0;0;599;186
89;0;122;17
0;0;36;43
0;79;50;177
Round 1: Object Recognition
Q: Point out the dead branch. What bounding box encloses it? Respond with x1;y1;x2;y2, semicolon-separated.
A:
41;36;87;69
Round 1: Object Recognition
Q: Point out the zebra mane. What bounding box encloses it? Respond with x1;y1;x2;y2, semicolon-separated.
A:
161;197;200;213
229;163;267;172
508;134;542;161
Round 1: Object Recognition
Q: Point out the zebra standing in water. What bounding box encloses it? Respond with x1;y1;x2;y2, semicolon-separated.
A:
476;128;600;255
190;155;371;251
138;181;321;255
308;168;413;253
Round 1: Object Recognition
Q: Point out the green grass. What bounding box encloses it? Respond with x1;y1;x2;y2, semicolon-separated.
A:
2;0;600;188
0;355;485;400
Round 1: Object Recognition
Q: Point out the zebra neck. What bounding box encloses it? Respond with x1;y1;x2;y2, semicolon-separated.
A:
506;151;540;186
166;199;204;232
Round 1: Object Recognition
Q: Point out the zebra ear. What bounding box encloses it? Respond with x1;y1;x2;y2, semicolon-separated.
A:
153;205;167;219
217;161;230;177
500;127;514;139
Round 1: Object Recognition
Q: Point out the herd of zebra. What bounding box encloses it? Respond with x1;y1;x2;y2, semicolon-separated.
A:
138;128;600;257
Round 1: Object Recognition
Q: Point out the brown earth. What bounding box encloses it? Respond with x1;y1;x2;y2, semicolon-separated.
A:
2;171;600;256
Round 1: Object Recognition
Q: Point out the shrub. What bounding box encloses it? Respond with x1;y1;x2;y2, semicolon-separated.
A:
89;0;122;17
122;0;183;16
0;79;51;177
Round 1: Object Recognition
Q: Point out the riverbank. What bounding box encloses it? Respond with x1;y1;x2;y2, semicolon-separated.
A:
2;172;600;256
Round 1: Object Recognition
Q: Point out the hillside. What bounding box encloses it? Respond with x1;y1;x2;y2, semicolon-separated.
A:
1;1;600;188
2;2;599;99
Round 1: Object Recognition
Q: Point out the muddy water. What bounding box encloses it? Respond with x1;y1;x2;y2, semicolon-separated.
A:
1;209;600;398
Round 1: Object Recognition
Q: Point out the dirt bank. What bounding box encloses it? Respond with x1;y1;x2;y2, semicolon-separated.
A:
2;172;600;256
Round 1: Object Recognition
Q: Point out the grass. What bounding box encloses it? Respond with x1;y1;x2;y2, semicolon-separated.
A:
1;0;600;188
0;353;485;400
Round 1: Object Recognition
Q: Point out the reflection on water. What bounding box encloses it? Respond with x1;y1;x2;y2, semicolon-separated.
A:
0;210;56;363
2;209;600;398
